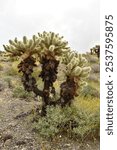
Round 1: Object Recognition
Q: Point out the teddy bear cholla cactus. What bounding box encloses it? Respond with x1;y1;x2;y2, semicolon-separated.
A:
60;52;91;106
36;32;70;115
38;31;70;57
3;32;71;115
3;35;44;97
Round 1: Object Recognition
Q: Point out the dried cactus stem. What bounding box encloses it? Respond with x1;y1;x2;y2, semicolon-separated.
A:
59;76;77;107
39;55;59;115
18;56;43;97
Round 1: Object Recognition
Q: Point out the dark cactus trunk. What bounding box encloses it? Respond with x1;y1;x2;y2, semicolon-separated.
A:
18;56;43;97
39;55;59;115
59;76;77;107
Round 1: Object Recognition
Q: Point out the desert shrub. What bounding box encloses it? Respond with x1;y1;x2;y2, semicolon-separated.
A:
88;74;99;82
91;64;100;73
13;86;34;99
80;85;99;98
3;76;21;89
74;97;100;139
86;55;98;63
3;76;13;88
5;61;20;76
73;109;100;139
33;104;100;140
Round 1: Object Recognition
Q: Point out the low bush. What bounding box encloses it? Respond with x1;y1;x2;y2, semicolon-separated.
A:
33;102;100;140
91;64;100;73
5;61;20;76
3;76;13;88
13;86;34;99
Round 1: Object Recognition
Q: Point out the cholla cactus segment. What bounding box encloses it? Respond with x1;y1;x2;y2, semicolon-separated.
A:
63;51;90;77
62;51;91;94
38;31;70;56
72;66;82;76
3;35;41;58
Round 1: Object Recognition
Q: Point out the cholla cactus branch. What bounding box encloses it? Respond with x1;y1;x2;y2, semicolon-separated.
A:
18;56;43;97
59;51;91;106
3;35;41;59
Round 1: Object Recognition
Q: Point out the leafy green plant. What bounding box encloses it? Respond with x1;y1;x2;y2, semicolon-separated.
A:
33;105;99;140
3;31;91;115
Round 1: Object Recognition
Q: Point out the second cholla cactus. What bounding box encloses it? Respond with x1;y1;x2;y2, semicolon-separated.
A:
61;51;91;99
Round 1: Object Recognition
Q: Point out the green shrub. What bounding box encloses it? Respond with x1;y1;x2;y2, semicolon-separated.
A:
3;76;13;88
73;109;100;139
5;61;20;76
13;86;34;99
33;105;100;140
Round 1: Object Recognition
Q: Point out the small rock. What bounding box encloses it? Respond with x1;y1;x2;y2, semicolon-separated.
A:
21;148;27;150
2;132;13;142
64;143;71;148
4;139;12;146
8;121;17;127
14;145;19;149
